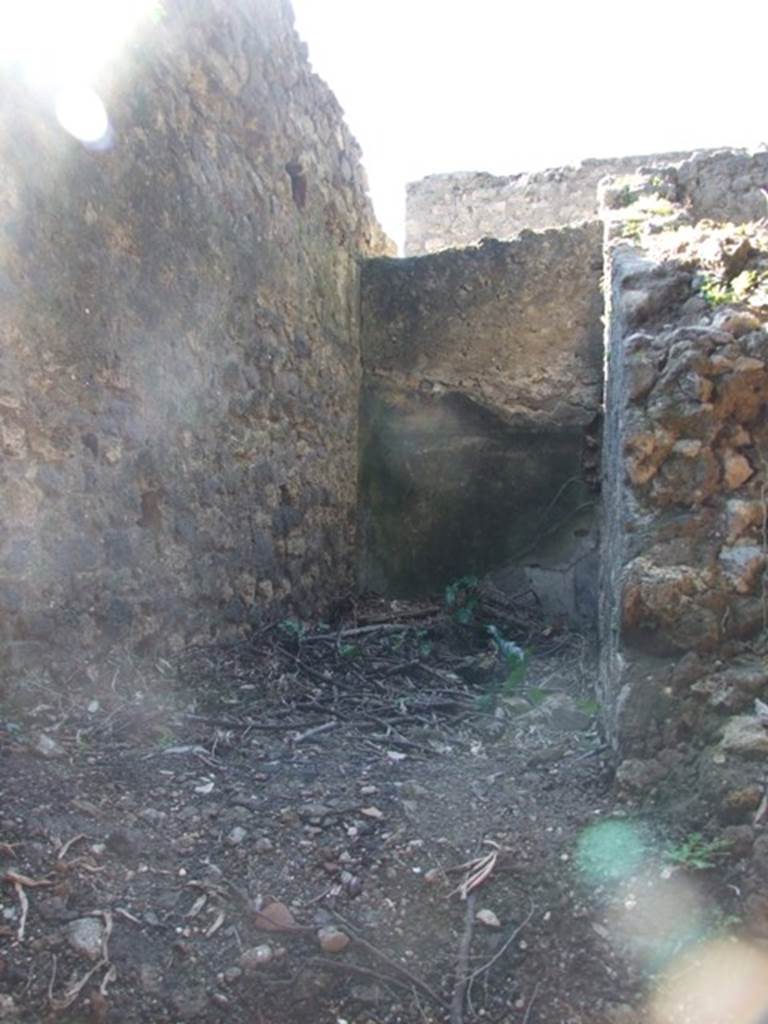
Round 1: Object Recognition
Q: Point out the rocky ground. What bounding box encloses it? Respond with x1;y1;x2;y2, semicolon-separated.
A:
0;595;758;1024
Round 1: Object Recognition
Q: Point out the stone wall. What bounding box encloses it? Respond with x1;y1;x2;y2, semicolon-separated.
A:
406;146;768;258
0;0;387;679
405;151;701;256
599;156;768;759
360;225;604;621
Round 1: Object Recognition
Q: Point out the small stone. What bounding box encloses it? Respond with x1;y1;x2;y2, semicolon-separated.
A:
720;717;768;759
720;784;763;823
733;354;766;372
222;966;242;984
532;693;591;732
616;758;666;794
226;826;247;846
346;875;363;898
714;310;761;338
239;944;273;972
627;354;659;401
721;825;754;858
254;837;273;853
0;994;18;1019
719;545;765;594
723;451;754;490
680;295;708;321
360;806;384;820
475;908;501;928
317;925;350;953
501;696;531;716
400;781;429;798
140;808;168;826
66;917;104;960
33;734;65;758
726;499;763;544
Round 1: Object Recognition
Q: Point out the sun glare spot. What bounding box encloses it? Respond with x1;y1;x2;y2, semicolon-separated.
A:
575;819;650;884
0;0;156;144
55;86;110;145
651;939;768;1024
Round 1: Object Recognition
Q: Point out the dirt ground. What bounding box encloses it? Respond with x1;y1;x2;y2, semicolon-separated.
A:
0;595;751;1024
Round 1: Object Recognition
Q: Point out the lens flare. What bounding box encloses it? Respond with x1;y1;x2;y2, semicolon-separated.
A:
575;819;650;884
651;939;768;1024
0;0;158;85
609;870;710;971
54;86;109;144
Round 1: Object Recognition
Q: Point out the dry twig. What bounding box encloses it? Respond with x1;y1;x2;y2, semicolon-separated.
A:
450;891;477;1024
449;842;501;899
331;911;448;1009
466;899;536;1010
48;911;113;1011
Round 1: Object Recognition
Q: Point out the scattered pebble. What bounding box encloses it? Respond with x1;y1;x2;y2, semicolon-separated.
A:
227;826;247;846
475;908;501;928
66;917;104;960
317;925;350;953
140;808;168;826
0;994;18;1019
33;734;65;759
360;806;384;820
239;944;273;972
254;836;274;853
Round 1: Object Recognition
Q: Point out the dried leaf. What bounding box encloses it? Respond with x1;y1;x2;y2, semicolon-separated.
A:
475;908;501;928
205;910;225;938
254;900;296;932
185;894;207;918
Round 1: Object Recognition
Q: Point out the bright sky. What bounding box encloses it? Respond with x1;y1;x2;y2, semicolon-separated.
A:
292;0;767;251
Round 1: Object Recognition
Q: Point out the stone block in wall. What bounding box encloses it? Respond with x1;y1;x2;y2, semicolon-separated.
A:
599;165;768;756
406;147;768;258
360;224;604;621
405;149;703;256
0;0;387;683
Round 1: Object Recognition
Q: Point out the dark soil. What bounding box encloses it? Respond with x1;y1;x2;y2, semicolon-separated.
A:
0;597;746;1024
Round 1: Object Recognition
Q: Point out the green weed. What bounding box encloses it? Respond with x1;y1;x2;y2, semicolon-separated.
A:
576;697;601;716
279;618;305;640
665;832;731;871
487;625;527;695
444;575;480;626
619;219;643;242
339;643;361;658
700;275;736;307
